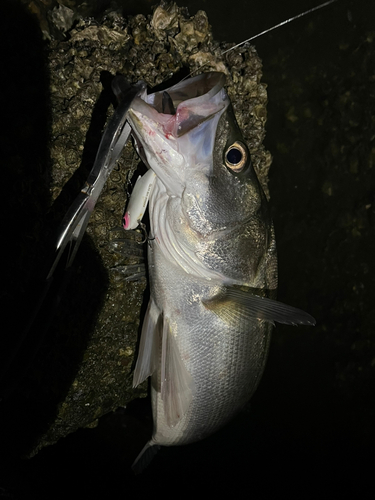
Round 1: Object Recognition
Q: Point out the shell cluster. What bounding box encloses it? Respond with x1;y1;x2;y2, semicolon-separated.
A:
32;1;271;453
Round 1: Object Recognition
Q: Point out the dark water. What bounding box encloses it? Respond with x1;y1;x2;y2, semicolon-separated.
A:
1;0;374;497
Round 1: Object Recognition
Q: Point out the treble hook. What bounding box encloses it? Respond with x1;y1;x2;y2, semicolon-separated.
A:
137;221;155;245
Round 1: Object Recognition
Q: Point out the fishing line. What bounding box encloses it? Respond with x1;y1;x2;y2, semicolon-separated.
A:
183;0;339;81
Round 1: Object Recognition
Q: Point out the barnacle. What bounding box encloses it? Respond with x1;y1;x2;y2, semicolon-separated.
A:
26;1;269;455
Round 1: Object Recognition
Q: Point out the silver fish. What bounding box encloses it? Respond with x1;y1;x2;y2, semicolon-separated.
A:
125;71;315;471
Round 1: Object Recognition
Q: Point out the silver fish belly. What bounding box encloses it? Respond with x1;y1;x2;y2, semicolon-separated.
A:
126;72;314;465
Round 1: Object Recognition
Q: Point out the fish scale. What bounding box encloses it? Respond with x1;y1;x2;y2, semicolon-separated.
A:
149;250;272;446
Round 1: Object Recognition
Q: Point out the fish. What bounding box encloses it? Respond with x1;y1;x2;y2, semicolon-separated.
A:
0;0;336;458
124;71;315;473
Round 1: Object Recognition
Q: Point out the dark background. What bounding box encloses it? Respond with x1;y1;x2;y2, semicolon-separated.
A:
1;0;374;498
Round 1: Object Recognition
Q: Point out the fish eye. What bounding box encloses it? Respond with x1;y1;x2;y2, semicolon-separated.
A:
224;141;248;173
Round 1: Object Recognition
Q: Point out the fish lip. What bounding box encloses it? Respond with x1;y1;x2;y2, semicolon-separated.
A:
127;104;176;147
126;106;146;135
127;101;159;132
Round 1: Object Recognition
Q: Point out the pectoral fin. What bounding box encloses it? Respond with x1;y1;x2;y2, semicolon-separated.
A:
161;317;195;427
203;287;316;326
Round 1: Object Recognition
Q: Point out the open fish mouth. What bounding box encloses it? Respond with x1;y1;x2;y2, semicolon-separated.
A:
127;72;230;196
127;72;228;138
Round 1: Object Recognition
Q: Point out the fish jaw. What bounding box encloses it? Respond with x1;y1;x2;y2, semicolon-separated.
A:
126;72;230;197
127;104;185;197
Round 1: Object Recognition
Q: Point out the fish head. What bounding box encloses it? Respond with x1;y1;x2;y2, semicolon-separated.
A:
182;96;269;236
127;72;228;197
127;72;276;286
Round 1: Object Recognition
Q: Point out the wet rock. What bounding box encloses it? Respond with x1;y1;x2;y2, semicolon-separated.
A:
18;1;270;455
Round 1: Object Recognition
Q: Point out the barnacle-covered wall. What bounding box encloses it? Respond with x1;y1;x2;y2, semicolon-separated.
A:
15;1;270;455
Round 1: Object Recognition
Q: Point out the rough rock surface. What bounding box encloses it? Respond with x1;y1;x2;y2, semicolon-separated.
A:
15;1;270;455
